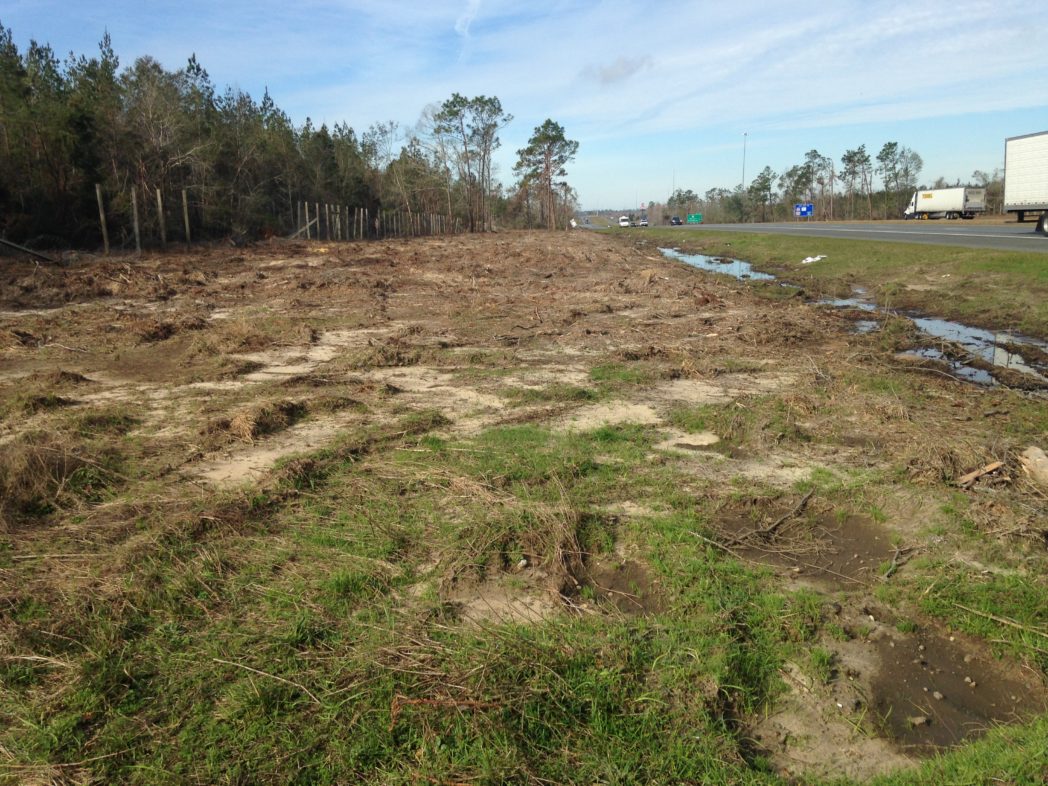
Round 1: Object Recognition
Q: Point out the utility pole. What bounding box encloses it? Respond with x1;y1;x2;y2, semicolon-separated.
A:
830;160;835;221
742;132;748;189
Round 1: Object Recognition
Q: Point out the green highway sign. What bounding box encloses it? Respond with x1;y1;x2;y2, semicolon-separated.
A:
686;213;703;224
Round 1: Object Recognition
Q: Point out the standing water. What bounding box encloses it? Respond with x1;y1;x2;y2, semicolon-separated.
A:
659;247;1048;386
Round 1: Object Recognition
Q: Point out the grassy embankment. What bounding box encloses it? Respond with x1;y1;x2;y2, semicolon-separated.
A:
4;364;1047;784
620;227;1048;339
5;405;1047;784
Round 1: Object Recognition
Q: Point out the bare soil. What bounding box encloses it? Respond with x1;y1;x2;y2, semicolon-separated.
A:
2;230;1046;781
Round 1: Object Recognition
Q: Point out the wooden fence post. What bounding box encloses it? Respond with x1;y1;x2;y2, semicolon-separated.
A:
182;189;191;245
95;184;110;255
304;202;311;239
156;188;167;246
131;188;142;254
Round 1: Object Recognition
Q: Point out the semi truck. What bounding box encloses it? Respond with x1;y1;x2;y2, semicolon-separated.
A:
1004;131;1048;235
903;187;985;220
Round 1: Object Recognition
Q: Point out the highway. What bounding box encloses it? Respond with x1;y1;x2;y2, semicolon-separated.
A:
682;222;1048;253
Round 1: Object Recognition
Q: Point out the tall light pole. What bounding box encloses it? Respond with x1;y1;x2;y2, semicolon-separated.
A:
742;132;748;189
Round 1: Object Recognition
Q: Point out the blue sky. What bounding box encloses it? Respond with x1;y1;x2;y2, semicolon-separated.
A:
4;1;1047;210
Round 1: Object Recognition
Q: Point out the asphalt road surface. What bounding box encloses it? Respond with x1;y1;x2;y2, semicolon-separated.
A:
685;222;1048;253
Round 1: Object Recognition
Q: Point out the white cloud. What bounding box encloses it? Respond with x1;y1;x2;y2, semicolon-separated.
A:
581;55;654;86
455;0;482;38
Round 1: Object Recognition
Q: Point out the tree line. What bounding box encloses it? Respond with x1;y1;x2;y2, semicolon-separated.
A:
0;24;579;249
654;143;1005;224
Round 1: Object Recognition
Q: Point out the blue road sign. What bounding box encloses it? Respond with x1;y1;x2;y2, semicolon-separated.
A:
794;203;814;218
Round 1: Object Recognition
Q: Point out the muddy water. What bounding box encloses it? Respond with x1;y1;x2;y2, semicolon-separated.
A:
868;625;1043;751
659;247;1048;386
713;507;1048;756
717;511;895;590
831;292;1048;384
582;557;664;615
658;247;776;281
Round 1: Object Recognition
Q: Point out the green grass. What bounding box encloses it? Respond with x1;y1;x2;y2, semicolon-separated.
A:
911;563;1048;672
588;362;654;386
0;418;795;783
3;402;1047;783
625;228;1048;338
501;383;600;405
869;714;1048;785
666;395;811;447
808;647;835;685
0;417;807;784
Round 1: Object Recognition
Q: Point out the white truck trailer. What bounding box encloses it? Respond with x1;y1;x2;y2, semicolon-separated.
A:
903;187;986;220
1004;131;1048;235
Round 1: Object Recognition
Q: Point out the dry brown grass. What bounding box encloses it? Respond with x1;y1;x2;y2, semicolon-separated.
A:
0;431;119;530
189;317;318;356
209;400;307;444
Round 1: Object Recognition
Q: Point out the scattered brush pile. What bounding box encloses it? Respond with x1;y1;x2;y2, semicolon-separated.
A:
441;477;586;602
0;430;125;530
207;400;307;444
190;318;319;356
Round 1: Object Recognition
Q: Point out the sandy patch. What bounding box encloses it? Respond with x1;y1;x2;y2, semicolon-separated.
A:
556;401;662;431
601;501;662;519
501;366;591;390
195;409;365;486
370;366;506;432
751;661;916;782
654;372;796;406
731;455;821;486
452;580;559;624
238;329;379;382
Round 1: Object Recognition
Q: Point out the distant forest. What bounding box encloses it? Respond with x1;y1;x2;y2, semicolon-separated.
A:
653;145;1005;225
0;24;579;249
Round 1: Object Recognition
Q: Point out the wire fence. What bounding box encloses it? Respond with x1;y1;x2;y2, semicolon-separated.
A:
90;185;462;255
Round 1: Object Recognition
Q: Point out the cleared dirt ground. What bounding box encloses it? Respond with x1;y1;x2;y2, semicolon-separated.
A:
1;230;1046;783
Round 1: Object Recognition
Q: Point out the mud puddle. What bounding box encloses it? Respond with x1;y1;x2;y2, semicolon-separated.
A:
717;508;895;589
658;248;1048;386
658;247;776;281
865;623;1045;751
753;607;1048;779
715;498;1048;762
579;557;663;615
832;293;1048;385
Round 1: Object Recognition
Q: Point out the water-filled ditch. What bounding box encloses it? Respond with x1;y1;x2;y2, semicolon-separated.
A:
659;247;1048;387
